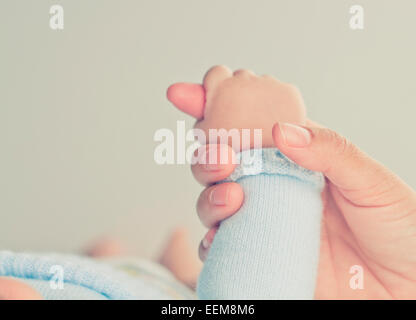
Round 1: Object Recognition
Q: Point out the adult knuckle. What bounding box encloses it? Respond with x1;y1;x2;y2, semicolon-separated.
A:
329;130;354;157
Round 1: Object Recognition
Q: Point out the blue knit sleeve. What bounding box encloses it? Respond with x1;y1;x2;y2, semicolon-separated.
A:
197;148;324;299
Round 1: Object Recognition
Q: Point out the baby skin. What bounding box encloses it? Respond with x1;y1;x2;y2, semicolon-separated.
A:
168;66;324;299
0;229;201;299
168;66;306;150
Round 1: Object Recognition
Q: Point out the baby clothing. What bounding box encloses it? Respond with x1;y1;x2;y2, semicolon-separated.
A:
0;252;195;299
0;149;324;300
197;148;324;299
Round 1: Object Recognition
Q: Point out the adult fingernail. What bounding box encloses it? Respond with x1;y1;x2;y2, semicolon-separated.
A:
279;123;311;148
209;186;228;206
202;237;211;249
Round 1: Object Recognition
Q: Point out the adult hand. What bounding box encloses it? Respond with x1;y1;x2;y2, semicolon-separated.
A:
195;124;416;299
168;80;416;299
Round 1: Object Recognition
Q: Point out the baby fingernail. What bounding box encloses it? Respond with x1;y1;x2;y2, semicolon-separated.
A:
209;186;228;206
279;123;311;148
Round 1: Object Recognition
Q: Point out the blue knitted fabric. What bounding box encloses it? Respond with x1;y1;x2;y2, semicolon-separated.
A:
0;252;195;299
197;148;324;299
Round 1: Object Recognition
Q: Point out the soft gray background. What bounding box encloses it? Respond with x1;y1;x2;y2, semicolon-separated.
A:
1;0;415;258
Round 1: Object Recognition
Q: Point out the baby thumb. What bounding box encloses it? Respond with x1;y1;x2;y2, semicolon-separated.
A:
167;83;205;119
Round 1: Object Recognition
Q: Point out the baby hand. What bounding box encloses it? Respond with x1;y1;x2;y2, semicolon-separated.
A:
168;65;306;150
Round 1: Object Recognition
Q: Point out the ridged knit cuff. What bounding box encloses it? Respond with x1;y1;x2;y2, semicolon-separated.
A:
226;148;324;189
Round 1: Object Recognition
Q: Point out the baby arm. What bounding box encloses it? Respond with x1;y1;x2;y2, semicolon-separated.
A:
168;66;324;299
198;149;323;299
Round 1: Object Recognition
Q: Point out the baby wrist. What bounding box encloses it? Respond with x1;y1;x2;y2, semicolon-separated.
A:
225;148;324;189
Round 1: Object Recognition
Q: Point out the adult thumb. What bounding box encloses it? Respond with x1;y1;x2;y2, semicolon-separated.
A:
272;122;414;207
273;122;416;274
